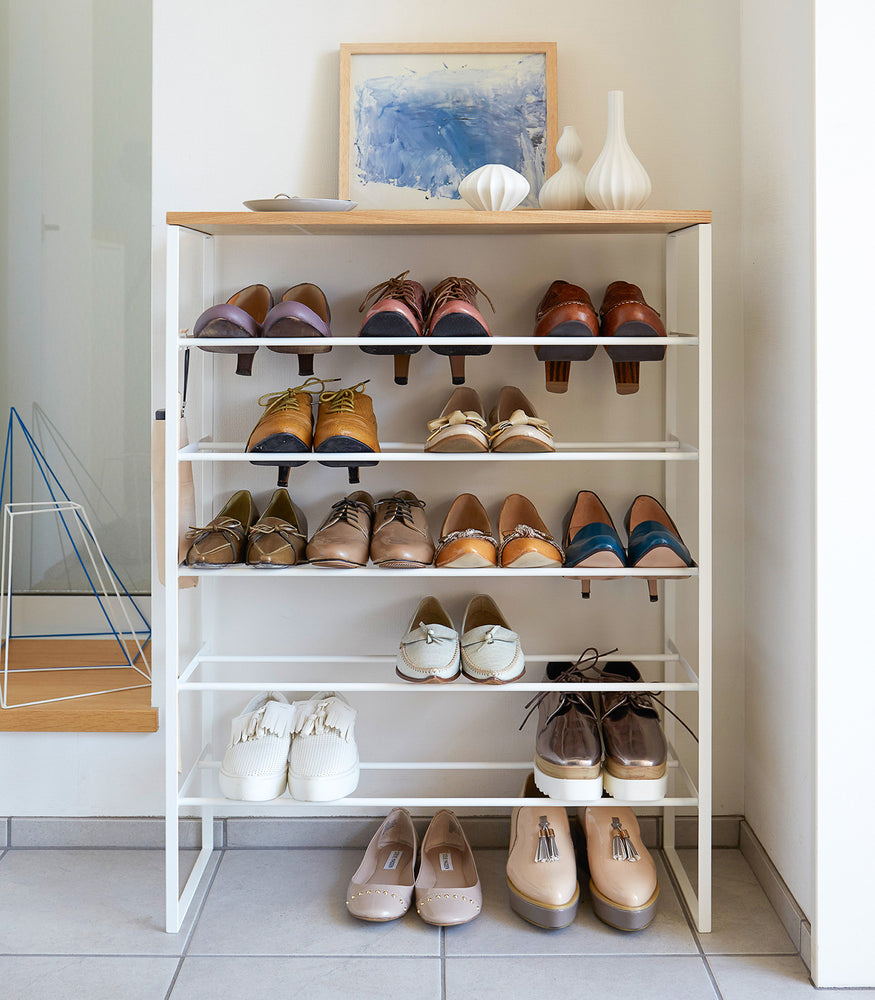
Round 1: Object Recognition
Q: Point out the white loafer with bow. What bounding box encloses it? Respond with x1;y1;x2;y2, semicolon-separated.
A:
395;597;461;683
460;594;525;684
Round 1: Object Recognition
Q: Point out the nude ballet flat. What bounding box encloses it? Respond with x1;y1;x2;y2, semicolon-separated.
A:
346;809;417;922
414;810;482;926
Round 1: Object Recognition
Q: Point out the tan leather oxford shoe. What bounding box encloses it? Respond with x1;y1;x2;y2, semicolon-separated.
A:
305;492;374;568
370;491;434;568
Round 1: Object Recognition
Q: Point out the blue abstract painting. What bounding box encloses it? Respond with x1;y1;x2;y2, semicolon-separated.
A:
349;53;547;207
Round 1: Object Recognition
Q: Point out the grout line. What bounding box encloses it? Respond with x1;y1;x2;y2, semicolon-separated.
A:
440;927;446;1000
163;849;225;999
658;850;725;1000
6;818;10;846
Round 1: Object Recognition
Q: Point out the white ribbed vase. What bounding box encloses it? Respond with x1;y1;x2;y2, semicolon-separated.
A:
538;125;588;210
584;91;652;211
458;163;530;211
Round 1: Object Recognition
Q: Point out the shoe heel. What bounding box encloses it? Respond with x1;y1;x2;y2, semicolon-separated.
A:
580;578;591;599
545;360;570;393
235;352;255;376
449;355;466;384
612;360;639;394
647;578;659;602
277;467;290;488
297;354;315;377
394;354;411;385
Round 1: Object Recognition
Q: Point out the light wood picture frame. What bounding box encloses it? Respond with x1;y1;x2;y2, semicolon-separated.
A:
339;42;558;209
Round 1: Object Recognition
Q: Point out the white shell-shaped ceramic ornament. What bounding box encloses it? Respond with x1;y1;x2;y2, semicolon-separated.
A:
538;125;588;210
458;163;530;211
585;91;652;211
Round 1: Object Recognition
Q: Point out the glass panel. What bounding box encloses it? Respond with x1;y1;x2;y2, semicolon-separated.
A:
0;0;151;594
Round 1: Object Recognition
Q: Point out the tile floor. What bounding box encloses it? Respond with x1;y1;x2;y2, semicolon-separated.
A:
0;845;869;999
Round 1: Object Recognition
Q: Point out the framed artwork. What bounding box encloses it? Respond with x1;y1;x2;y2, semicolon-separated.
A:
339;42;558;209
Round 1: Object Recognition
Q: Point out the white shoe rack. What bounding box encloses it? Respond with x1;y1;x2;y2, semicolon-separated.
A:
162;210;712;933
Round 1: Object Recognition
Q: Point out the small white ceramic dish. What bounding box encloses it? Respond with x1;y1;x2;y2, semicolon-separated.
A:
243;194;357;212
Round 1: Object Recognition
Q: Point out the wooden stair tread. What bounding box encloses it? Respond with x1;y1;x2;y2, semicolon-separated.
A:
0;639;157;732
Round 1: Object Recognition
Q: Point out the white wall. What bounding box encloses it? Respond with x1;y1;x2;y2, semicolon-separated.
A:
813;0;875;986
740;0;814;917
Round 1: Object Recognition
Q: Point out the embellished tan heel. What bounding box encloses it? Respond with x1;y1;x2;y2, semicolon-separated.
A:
449;355;467;384
545;360;571;393
612;361;640;394
393;354;411;385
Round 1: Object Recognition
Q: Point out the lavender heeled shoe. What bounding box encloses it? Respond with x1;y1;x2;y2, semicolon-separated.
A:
193;283;273;375
263;283;333;376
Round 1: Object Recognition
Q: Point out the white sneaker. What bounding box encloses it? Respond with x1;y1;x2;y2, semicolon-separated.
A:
219;692;295;801
395;596;461;683
460;594;525;684
288;691;359;801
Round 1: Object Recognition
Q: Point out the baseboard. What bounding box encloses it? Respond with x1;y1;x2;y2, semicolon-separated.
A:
739;819;811;970
2;813;742;851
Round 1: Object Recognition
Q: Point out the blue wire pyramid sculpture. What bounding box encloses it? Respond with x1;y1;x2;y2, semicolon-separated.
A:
0;407;151;709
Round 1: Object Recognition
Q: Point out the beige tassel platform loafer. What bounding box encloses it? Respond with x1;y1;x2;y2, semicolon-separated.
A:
395;596;461;683
287;692;359;802
414;810;482;926
346;808;418;922
506;773;580;928
580;806;659;931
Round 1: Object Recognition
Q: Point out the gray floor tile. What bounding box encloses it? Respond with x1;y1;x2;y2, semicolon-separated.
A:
709;954;875;998
171;957;441;999
0;956;179;1000
188;849;439;957
445;849;697;956
678;849;796;954
445;955;719;999
0;849;217;954
0;819;7;848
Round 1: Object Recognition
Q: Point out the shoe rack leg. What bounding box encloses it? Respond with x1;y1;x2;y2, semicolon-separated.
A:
164;224;182;933
663;230;680;855
199;235;215;769
696;222;713;933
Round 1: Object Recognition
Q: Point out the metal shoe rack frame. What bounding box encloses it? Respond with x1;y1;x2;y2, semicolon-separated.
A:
162;210;712;934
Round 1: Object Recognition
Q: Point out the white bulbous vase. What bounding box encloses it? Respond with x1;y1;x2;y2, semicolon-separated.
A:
458;163;530;211
584;91;652;211
538;125;588;210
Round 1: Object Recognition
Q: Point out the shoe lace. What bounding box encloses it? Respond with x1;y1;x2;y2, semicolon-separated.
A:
518;645;698;741
248;520;305;544
185;517;245;545
319;380;370;413
434;527;497;557
319;496;372;533
425;276;495;322
257;377;339;416
374;494;426;529
358;270;423;320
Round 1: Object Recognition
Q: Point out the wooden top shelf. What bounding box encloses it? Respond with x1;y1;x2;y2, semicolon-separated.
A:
166;209;711;237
